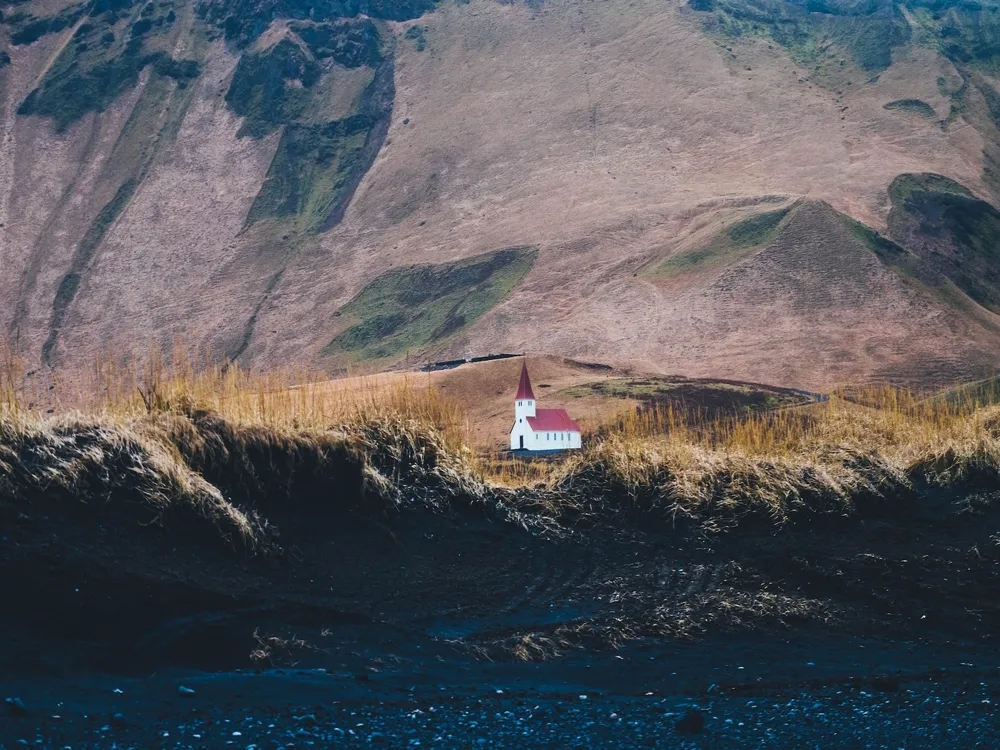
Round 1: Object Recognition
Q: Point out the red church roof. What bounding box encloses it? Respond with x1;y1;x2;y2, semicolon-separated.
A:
515;360;535;400
527;408;581;433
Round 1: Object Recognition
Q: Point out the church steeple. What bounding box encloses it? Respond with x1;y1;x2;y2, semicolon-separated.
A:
515;360;535;401
514;360;536;420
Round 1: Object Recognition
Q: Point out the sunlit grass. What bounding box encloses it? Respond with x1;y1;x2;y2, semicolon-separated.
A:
4;338;1000;527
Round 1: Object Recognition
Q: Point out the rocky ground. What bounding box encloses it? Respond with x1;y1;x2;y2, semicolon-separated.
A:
3;636;999;748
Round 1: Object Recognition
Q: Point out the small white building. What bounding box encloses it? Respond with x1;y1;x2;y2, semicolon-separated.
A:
509;361;582;451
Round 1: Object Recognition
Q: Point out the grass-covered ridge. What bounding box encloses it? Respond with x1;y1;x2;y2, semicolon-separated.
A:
656;205;793;278
691;0;912;74
5;343;1000;532
14;0;200;132
196;0;437;47
883;99;937;118
3;351;999;665
225;37;322;139
887;172;1000;313
324;247;537;361
0;344;478;557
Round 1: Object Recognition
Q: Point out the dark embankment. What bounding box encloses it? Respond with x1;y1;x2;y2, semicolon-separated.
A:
0;406;497;673
2;401;999;682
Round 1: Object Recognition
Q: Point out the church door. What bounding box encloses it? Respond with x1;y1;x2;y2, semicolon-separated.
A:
519;435;524;449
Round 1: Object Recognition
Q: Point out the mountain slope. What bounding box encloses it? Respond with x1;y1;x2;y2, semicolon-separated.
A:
646;197;1000;387
3;0;1000;389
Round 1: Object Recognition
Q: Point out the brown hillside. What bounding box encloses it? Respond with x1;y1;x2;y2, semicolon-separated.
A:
643;200;1000;388
0;0;998;390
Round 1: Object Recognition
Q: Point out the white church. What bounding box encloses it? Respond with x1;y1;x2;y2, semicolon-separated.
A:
509;361;582;452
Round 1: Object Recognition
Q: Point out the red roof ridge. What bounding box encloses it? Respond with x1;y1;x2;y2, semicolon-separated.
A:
526;407;580;433
515;360;535;400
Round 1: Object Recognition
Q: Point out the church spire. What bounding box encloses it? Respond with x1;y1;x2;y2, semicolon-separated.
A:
515;360;535;401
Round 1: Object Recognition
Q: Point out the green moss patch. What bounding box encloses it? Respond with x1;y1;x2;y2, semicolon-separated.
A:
888;172;1000;313
225;38;321;138
726;206;791;246
404;25;426;51
197;0;437;47
241;44;395;232
8;3;87;46
290;19;382;67
883;99;937;118
15;1;198;132
838;211;909;263
691;0;1000;86
227;22;393;230
323;247;537;360
694;0;911;75
888;173;975;204
657;206;792;278
245;116;371;231
906;0;1000;74
836;210;927;287
19;46;199;131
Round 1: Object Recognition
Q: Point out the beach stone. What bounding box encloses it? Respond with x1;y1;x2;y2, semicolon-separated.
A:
675;708;705;734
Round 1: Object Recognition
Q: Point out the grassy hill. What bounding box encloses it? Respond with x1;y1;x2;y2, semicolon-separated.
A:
3;0;1000;388
323;247;536;363
886;172;1000;313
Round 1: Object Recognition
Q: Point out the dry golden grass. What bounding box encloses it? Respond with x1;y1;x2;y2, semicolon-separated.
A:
0;344;20;417
85;342;468;444
533;385;1000;526
0;340;484;552
4;339;1000;538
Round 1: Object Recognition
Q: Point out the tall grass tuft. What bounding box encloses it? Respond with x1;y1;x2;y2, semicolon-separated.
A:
87;340;467;446
0;340;21;418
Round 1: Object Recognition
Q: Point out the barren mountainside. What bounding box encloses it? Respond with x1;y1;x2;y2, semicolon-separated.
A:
3;0;1000;388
